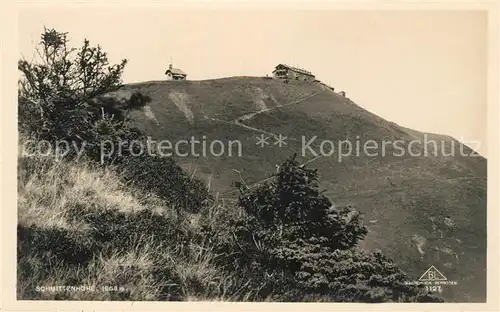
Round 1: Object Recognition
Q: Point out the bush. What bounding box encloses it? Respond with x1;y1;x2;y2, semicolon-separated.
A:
18;28;210;212
116;154;211;213
18;28;128;141
226;155;443;302
237;155;367;251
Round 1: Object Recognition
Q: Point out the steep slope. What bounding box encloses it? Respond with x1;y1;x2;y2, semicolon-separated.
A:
114;77;486;302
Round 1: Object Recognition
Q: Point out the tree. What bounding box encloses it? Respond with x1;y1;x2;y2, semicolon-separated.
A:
18;28;211;212
231;155;442;302
18;27;149;160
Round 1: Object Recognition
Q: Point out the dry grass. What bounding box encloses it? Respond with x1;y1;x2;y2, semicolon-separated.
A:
17;137;244;301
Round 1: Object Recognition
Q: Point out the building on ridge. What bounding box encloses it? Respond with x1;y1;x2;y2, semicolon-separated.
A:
165;63;187;80
272;64;315;82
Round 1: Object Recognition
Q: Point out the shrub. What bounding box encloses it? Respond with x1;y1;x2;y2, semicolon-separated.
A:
116;154;211;213
18;28;210;212
228;155;443;302
18;28;127;141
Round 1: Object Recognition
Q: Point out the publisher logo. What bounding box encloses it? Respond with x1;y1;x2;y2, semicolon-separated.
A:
405;265;458;293
419;265;447;281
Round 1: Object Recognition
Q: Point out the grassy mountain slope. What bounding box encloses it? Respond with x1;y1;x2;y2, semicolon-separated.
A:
113;77;486;302
17;147;246;301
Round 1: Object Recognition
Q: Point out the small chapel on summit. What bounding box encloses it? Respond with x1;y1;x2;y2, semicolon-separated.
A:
165;63;187;80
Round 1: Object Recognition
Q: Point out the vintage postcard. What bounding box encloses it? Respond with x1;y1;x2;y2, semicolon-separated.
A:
1;0;499;311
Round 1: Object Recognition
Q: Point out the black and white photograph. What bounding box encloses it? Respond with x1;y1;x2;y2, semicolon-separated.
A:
2;0;498;309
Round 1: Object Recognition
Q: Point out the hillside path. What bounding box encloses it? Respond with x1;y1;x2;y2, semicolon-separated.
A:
233;87;327;127
204;85;327;141
203;84;342;196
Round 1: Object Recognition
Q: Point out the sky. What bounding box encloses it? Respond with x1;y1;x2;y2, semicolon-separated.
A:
18;8;488;155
